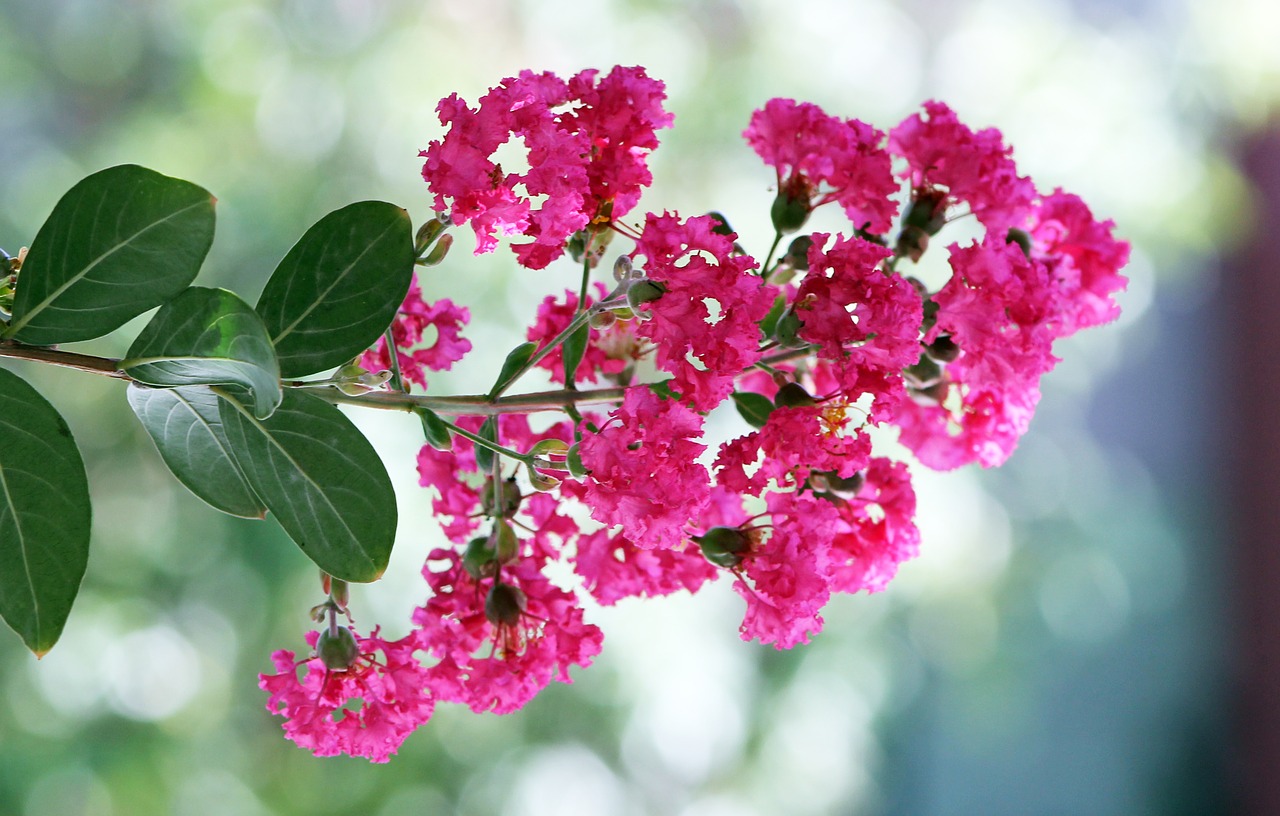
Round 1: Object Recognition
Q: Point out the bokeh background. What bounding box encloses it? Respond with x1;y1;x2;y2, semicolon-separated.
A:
0;0;1268;813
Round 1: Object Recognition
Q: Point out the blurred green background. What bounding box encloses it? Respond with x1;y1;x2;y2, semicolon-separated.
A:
0;0;1264;813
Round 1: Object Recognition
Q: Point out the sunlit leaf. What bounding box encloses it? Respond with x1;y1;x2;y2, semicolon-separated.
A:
121;287;281;419
218;389;396;582
126;384;266;519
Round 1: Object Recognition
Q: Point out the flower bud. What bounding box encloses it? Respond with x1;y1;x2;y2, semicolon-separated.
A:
774;382;816;408
925;335;960;363
770;192;812;235
489;520;519;563
783;234;814;271
626;279;666;312
463;535;499;579
808;469;864;497
481;476;522;518
566;443;588;479
414;217;447;257
485;583;527;627
589;310;617;330
328;578;350;611
420;233;453;266
694;526;751;568
612;254;635;282
316;625;360;671
904;353;942;388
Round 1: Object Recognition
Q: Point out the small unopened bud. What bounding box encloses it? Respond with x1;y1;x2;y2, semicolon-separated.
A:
808;469;864;497
463;535;499;579
773;307;807;349
904;354;942;388
316;625;360;671
566;443;588;479
527;467;561;492
489;520;519;563
770;192;812;235
695;526;751;568
421;233;453;266
328;578;350;611
415;218;447;256
774;382;816;407
783;235;814;271
626;279;666;311
589;310;617;330
925;335;960;363
485;583;527;627
481;476;522;518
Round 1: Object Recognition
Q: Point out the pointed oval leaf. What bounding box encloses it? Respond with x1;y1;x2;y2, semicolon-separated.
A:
121;287;281;419
218;389;396;582
562;322;589;386
5;165;215;345
731;391;775;429
488;341;538;400
126;384;266;519
256;202;414;378
0;368;91;655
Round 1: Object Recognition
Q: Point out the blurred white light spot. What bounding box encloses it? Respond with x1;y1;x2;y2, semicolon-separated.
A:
255;68;346;163
505;745;627;816
104;625;201;721
200;8;287;95
24;765;113;816
1038;551;1130;643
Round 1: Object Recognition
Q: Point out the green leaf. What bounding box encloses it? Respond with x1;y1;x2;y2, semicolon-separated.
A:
562;323;589;387
0;368;91;655
256;201;414;379
5;164;215;345
758;293;787;341
121;287;281;419
731;391;775;429
218;388;396;582
417;407;453;452
474;416;498;473
487;341;537;400
126;384;266;519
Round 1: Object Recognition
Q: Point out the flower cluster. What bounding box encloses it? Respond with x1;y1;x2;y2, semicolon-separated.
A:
261;66;1128;761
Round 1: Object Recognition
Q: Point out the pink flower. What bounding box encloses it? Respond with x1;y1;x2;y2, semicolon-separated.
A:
827;458;921;594
577;386;711;549
412;550;603;714
792;234;923;419
1026;189;1129;335
715;402;872;496
572;526;717;605
259;628;435;763
421;66;672;269
631;212;776;410
745;98;899;234
734;491;839;649
889;100;1036;237
360;274;471;389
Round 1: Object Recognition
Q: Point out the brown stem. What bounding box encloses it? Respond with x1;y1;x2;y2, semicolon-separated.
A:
0;340;128;378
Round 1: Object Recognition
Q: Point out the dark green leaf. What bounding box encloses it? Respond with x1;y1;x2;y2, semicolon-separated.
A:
126;384;266;519
121;287;281;419
0;368;90;655
474;416;498;473
218;389;396;582
487;341;537;400
562;323;589;387
731;391;775;429
417;407;453;451
5;165;215;345
648;380;677;401
256;201;414;378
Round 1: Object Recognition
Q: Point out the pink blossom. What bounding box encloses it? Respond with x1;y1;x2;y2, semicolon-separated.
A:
793;234;923;419
577;386;711;549
889;100;1036;237
631;212;775;410
828;458;921;594
412;550;603;714
734;491;839;649
421;66;672;269
259;628;435;763
715;402;872;496
360;274;471;389
745;98;899;234
572;527;717;605
897;382;1040;470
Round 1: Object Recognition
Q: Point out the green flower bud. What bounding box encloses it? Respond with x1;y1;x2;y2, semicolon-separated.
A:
481;476;522;518
783;234;814;271
490;520;519;563
626;279;666;312
567;443;588;479
808;469;864;496
695;526;751;568
1006;228;1033;258
485;583;527;627
421;233;453;266
925;335;960;363
774;382;817;408
589;310;617;330
316;625;360;671
463;535;499;579
904;353;942;388
773;306;808;349
414;217;447;257
770;191;812;235
328;578;350;611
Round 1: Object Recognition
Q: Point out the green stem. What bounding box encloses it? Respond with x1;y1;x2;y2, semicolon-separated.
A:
313;385;629;416
382;327;407;394
0;341;128;378
760;229;784;276
447;417;529;464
